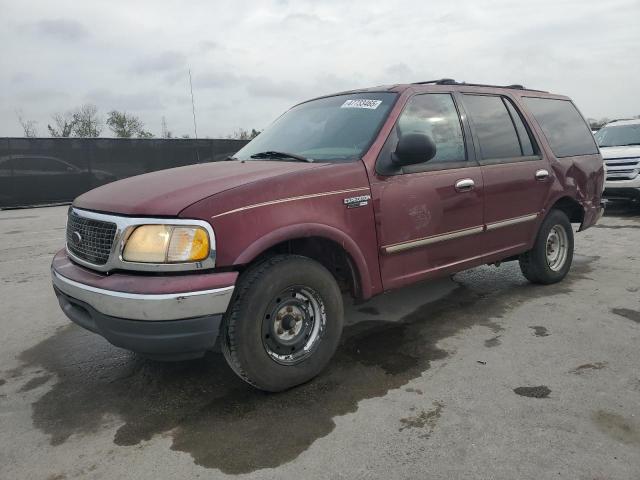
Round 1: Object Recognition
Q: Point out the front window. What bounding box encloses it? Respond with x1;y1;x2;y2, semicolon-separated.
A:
397;93;466;163
235;92;397;162
595;123;640;148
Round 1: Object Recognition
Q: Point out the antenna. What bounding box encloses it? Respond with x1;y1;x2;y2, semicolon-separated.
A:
189;69;198;139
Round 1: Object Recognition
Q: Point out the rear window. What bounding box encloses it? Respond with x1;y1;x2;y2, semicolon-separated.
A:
522;97;598;158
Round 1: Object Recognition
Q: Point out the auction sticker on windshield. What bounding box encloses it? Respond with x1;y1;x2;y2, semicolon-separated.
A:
341;99;382;109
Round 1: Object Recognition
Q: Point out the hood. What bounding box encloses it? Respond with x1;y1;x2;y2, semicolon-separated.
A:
600;145;640;160
74;160;326;216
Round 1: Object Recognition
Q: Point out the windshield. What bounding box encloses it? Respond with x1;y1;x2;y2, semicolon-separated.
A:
235;92;397;162
595;123;640;147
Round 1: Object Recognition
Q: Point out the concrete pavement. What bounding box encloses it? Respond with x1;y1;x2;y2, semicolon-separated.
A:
0;204;639;479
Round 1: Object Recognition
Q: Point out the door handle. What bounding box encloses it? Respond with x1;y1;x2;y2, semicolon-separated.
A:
535;169;550;181
455;178;475;192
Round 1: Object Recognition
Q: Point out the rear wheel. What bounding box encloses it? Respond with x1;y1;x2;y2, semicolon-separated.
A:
519;209;574;284
222;255;343;392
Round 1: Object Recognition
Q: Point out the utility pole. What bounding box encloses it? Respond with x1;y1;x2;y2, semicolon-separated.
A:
189;69;198;139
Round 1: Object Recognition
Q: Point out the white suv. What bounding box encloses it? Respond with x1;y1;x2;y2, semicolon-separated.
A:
595;119;640;201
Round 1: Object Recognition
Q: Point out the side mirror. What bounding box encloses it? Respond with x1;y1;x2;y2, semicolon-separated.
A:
392;133;437;167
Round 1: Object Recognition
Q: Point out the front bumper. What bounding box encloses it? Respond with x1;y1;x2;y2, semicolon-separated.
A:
52;270;234;321
53;287;225;360
51;250;237;360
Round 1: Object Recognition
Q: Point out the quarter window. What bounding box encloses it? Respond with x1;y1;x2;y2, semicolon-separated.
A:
522;97;598;157
396;93;466;164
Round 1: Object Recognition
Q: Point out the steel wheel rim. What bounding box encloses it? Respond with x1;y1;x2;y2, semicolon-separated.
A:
261;286;326;365
546;225;568;271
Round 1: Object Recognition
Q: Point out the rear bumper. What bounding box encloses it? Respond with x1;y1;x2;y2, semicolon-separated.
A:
579;199;606;231
51;250;237;359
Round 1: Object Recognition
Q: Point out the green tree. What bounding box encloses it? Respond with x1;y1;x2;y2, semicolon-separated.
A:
587;117;610;130
16;110;38;137
107;110;153;138
228;128;260;140
71;104;102;137
160;116;173;139
48;111;77;137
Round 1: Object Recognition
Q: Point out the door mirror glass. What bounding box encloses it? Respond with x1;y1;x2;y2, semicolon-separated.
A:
392;133;437;166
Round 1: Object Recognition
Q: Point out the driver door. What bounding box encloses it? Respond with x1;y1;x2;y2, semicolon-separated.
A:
370;93;485;290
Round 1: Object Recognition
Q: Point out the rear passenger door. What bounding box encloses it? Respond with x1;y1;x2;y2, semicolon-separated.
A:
460;93;551;258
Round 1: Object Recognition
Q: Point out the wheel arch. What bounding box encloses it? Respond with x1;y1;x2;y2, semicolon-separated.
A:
232;223;374;299
549;195;585;225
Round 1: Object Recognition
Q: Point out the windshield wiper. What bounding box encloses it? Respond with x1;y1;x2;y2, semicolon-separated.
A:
249;151;314;163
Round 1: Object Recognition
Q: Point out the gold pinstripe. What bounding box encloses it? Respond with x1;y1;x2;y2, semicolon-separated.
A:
212;187;371;218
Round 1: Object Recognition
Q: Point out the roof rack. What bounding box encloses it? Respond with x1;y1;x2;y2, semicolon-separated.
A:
411;79;547;93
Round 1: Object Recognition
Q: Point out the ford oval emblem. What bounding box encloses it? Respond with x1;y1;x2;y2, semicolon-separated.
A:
72;231;82;246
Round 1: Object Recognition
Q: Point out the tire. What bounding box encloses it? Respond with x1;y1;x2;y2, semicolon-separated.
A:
221;255;344;392
519;209;574;285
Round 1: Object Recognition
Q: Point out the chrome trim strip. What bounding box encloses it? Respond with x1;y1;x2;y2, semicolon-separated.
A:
383;226;484;254
383;212;540;254
67;208;216;273
212;187;371;218
52;270;234;321
486;213;538;231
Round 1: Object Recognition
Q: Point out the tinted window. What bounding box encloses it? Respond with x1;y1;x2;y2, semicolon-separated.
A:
523;97;598;157
504;99;535;156
595;123;640;148
396;93;466;164
463;95;522;160
41;158;75;172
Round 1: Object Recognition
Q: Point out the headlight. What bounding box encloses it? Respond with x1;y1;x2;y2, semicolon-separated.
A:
123;225;210;263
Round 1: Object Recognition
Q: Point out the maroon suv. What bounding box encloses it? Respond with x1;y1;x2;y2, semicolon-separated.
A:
51;79;604;391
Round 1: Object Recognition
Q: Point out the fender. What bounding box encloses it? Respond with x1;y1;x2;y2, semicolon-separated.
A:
233;222;376;299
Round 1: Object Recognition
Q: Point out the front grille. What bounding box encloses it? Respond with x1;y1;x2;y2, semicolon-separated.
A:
66;211;117;265
605;157;640;181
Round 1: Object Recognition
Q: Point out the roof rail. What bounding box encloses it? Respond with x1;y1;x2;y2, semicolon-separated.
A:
412;79;457;85
411;79;547;93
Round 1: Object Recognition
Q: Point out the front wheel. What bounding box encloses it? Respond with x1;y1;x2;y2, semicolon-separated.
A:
519;209;574;285
222;255;344;392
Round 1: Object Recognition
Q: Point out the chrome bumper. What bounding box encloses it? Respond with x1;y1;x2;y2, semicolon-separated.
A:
52;270;234;321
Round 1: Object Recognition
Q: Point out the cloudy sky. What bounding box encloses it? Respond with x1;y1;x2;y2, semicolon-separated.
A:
1;0;639;138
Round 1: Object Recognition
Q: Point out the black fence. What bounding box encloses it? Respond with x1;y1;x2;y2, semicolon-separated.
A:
0;137;249;208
